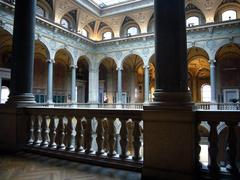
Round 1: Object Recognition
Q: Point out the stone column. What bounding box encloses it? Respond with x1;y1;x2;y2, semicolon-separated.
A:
8;0;36;105
88;68;99;104
70;65;77;103
46;59;54;104
117;68;122;103
209;60;216;103
144;66;149;103
130;70;135;103
143;1;195;179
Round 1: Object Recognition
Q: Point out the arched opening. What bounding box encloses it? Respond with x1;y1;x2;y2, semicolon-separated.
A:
54;49;72;103
185;3;206;26
214;2;240;22
187;47;210;102
186;16;200;27
0;28;12;104
147;14;154;33
201;84;211;102
222;10;237;21
120;16;141;37
99;58;117;103
80;29;88;37
102;31;113;40
33;41;49;103
122;54;144;103
77;56;89;103
60;10;77;31
37;0;53;19
216;43;240;103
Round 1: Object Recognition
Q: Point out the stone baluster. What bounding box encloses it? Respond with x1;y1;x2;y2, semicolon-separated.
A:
57;116;66;150
96;118;105;155
120;118;128;159
132;119;141;161
225;121;238;174
195;120;202;169
66;117;76;151
107;118;116;157
34;116;42;146
84;117;93;154
28;115;35;145
41;116;50;148
49;116;58;149
208;121;220;173
103;119;109;151
75;118;84;152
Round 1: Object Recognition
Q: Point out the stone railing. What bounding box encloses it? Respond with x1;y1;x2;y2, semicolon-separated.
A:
36;103;144;110
24;107;143;171
195;103;240;111
196;111;240;178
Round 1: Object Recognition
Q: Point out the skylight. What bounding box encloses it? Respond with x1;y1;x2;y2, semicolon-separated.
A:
90;0;136;7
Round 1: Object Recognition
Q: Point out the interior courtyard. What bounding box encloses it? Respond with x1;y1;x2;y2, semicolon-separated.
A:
0;0;240;179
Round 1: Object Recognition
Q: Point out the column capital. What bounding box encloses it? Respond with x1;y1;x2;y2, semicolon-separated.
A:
143;65;150;69
116;67;123;71
46;59;55;63
208;59;216;65
70;64;78;69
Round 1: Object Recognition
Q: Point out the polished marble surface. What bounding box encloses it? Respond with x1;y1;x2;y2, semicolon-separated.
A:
0;152;141;180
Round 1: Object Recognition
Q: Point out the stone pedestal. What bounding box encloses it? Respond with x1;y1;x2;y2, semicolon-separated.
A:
0;105;28;152
143;96;196;179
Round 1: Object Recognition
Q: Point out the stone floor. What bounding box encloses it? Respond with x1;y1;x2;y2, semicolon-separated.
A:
0;152;141;180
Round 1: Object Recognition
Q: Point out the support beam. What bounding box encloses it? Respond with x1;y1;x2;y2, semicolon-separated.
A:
8;0;36;105
71;65;77;103
144;66;149;103
209;60;216;103
47;59;54;104
117;68;122;103
143;1;196;179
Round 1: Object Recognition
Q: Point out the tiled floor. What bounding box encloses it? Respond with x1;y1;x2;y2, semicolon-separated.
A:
0;152;141;180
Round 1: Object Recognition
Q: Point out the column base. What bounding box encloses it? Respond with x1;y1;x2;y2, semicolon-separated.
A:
153;90;192;104
7;93;36;107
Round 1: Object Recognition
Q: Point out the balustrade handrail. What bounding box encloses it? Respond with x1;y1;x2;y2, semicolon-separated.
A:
23;106;143;171
195;102;240;111
33;103;144;110
195;110;240;177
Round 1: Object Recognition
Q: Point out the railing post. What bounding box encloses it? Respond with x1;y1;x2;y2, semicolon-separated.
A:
195;120;202;172
225;121;238;174
49;116;58;149
66;117;76;151
57;116;66;150
41;116;50;148
96;118;105;155
84;117;93;154
75;117;84;152
208;121;220;173
28;115;35;145
33;115;42;146
133;119;141;161
120;118;128;159
107;118;116;157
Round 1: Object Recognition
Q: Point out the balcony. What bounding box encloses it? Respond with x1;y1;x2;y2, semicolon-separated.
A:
1;104;238;179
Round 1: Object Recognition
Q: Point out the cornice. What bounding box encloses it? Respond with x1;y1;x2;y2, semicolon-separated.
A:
0;1;240;48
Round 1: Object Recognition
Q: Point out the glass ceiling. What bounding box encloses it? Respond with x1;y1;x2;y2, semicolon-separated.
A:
89;0;136;7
